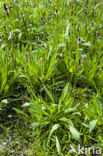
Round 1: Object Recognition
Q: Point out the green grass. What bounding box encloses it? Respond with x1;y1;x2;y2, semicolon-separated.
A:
0;0;103;155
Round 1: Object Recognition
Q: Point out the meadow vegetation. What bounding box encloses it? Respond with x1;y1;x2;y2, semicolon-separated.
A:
0;0;103;155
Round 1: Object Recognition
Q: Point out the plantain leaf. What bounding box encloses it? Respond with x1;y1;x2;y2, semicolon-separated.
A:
69;126;80;142
44;86;54;103
48;124;60;140
13;108;29;118
58;83;69;111
89;120;97;133
64;23;70;39
56;136;63;156
46;124;60;148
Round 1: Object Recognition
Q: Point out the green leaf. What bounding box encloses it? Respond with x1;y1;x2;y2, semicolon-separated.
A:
46;124;60;148
58;83;69;111
31;122;40;129
46;52;56;80
28;102;45;114
56;136;62;156
13;108;29;119
44;87;54;103
0;99;8;108
59;117;71;123
48;124;60;140
64;23;70;39
8;31;13;40
89;120;97;134
69;126;80;142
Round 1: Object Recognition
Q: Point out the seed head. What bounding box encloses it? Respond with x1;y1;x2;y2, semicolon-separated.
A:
100;24;103;29
96;31;99;38
38;56;42;64
25;52;28;62
91;22;94;26
81;54;86;64
77;37;82;47
77;65;81;71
